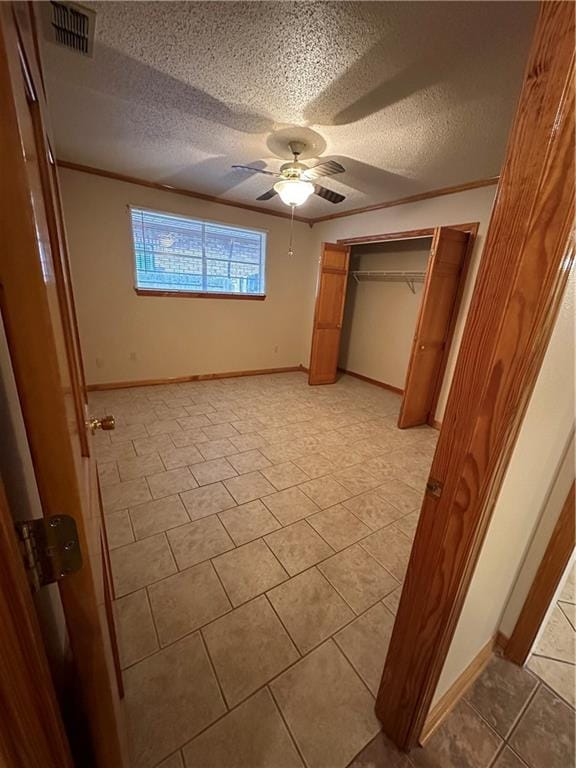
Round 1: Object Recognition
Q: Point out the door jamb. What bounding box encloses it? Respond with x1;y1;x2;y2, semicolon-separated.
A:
503;481;575;666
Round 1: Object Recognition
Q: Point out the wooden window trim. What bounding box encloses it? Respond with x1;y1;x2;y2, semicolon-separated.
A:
134;288;266;301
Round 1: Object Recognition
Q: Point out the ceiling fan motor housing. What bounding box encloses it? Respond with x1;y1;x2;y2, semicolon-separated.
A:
279;161;307;178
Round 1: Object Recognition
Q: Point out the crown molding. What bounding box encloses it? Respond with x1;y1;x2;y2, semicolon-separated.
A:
55;160;310;224
56;159;499;227
307;176;500;224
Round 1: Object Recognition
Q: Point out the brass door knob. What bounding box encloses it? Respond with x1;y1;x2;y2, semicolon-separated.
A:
87;415;115;433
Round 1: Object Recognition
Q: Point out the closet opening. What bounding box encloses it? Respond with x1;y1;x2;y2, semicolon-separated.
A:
308;224;477;429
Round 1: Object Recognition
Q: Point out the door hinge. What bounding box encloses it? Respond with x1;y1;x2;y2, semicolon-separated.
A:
426;477;443;498
15;515;82;592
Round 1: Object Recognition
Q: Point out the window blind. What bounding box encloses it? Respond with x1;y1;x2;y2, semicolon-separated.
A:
130;207;266;296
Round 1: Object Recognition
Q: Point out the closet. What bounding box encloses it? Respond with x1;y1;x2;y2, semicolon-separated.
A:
308;226;474;428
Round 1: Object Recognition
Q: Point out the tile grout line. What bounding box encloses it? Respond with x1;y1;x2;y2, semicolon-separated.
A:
198;628;230;713
267;683;312;768
262;591;303;658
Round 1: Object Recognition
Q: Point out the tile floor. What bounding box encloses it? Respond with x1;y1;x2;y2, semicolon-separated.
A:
93;372;575;768
95;372;431;767
527;560;576;709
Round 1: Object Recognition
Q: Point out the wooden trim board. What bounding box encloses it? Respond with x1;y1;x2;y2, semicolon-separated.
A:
86;365;306;391
311;179;498;224
134;288;266;301
426;222;479;425
56;160;497;228
336;222;479;246
337;368;403;395
420;634;498;744
504;481;575;665
56;160;310;224
376;2;575;750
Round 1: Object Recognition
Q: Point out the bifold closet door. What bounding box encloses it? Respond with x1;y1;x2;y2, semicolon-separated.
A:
398;227;469;428
308;242;350;385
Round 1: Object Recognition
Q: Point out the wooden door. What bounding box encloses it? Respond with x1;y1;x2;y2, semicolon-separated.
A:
0;5;124;766
398;227;469;428
308;243;350;384
0;481;73;768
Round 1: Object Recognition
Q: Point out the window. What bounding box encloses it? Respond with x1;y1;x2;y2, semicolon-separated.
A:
130;207;266;298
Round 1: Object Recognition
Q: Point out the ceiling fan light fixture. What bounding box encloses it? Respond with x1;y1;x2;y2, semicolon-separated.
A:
273;178;314;207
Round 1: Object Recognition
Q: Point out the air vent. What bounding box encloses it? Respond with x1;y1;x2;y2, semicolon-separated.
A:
42;1;96;57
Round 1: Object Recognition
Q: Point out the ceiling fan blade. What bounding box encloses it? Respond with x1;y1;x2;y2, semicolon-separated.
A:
302;160;345;180
256;188;278;201
314;185;346;204
232;164;280;177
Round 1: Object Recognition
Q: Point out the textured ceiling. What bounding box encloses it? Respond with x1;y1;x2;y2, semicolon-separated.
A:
42;1;536;216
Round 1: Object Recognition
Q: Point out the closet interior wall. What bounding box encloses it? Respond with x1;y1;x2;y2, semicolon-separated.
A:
339;238;432;392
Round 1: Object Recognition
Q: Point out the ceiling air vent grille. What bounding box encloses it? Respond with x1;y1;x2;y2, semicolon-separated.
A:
43;1;96;57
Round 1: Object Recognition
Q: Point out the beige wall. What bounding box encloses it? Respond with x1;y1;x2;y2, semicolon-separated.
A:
307;185;497;420
59;167;315;385
434;266;575;703
340;240;431;389
500;433;574;638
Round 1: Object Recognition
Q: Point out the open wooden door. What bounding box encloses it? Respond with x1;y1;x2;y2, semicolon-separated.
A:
0;480;73;768
398;227;469;428
0;4;124;766
308;243;350;385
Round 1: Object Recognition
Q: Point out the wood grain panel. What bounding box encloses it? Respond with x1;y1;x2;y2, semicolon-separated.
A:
376;2;575;750
504;482;575;665
398;227;469;428
308;243;350;385
0;482;73;768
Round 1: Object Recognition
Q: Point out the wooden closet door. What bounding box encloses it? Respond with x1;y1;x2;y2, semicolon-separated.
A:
398;227;469;428
308;243;350;385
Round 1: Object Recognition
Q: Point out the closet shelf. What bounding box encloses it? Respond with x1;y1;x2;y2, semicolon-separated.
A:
351;269;426;293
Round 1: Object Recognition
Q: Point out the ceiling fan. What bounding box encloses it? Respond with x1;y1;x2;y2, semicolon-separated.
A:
232;141;346;207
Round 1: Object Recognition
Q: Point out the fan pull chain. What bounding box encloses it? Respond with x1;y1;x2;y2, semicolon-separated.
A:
288;204;295;257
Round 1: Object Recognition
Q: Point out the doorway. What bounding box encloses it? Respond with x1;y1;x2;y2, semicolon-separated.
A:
307;225;476;429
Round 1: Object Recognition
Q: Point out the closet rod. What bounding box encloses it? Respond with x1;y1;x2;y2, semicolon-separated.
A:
351;269;426;294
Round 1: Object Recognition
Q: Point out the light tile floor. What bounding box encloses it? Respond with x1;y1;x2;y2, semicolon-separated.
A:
94;372;430;767
93;372;574;768
527;560;576;708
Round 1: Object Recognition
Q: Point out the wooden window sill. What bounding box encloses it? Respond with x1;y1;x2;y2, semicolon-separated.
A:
134;288;266;301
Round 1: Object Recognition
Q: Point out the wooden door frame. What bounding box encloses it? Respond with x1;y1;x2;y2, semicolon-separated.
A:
376;1;574;750
335;221;478;425
504;482;575;665
0;481;73;768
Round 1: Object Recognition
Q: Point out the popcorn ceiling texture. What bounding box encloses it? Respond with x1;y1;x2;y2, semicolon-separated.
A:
42;1;536;215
